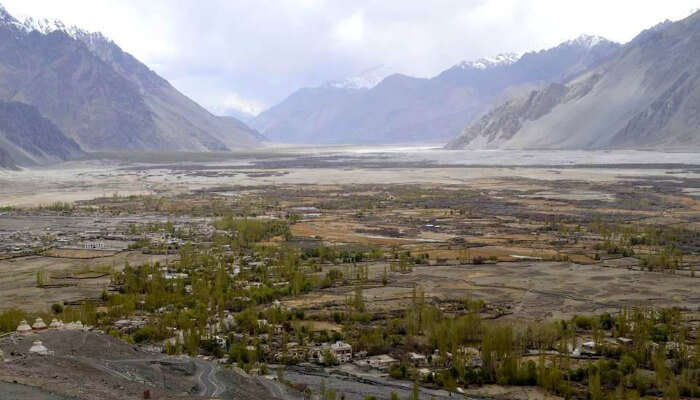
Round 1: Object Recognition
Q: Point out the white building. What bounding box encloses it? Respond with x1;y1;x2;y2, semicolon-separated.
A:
368;354;398;370
408;352;427;366
164;272;188;280
83;240;105;249
573;341;598;356
330;341;353;363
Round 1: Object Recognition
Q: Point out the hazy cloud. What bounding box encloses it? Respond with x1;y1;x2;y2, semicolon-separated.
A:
3;0;698;116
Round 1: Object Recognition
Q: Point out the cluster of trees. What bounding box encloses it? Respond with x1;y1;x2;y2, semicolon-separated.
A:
326;284;698;400
56;237;699;400
438;307;697;398
639;246;685;272
589;219;696;272
301;245;384;264
214;216;291;246
106;223;333;357
34;201;74;212
0;308;30;333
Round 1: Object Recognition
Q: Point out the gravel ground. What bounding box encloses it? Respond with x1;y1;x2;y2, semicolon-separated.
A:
0;330;287;400
0;381;75;400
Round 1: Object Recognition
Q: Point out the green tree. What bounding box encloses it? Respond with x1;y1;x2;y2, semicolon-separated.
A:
352;286;365;312
412;377;420;400
588;366;602;400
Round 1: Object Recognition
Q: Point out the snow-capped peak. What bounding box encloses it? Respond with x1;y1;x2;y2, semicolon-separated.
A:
23;17;66;34
564;34;609;49
22;17;85;39
0;3;14;21
457;52;520;70
0;3;111;46
0;3;27;31
18;16;113;51
324;65;392;90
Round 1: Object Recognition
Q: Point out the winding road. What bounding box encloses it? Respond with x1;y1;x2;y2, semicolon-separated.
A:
193;359;226;397
84;355;228;397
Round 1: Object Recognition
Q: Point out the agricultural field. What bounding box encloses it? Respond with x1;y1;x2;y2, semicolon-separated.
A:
0;150;699;399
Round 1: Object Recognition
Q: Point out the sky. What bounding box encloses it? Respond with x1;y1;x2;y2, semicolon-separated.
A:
3;0;698;117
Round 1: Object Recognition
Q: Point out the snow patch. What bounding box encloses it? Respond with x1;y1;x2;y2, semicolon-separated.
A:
324;65;392;90
457;52;521;70
0;9;112;48
20;16;107;42
564;34;609;49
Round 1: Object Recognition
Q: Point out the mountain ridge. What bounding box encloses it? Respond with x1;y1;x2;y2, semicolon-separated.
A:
0;4;262;161
447;11;700;151
0;100;83;169
253;35;621;144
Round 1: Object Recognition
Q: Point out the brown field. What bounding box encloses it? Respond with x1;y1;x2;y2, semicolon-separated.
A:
43;248;120;259
283;260;700;322
0;251;167;312
2;152;699;322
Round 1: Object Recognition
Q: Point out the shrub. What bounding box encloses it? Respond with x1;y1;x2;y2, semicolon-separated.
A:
51;303;64;314
132;325;167;343
0;308;27;333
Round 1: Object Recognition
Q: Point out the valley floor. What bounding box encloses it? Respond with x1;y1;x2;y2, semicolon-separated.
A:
1;147;699;399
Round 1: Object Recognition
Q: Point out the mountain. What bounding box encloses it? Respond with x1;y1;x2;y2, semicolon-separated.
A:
0;101;83;169
253;36;620;144
0;6;261;154
447;13;700;150
223;108;258;125
322;64;393;90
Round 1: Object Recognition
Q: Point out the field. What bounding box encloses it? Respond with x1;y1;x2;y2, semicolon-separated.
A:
0;251;166;312
1;148;699;399
284;261;700;322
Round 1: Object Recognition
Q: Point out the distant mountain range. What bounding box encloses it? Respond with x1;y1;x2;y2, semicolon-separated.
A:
0;5;262;167
447;11;700;151
322;65;394;90
252;35;620;144
3;3;697;166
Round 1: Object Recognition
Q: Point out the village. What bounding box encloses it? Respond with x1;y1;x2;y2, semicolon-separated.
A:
5;246;695;400
1;174;699;399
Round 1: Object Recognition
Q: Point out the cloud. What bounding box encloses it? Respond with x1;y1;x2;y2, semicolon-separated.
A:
213;93;265;117
333;11;366;44
2;0;698;116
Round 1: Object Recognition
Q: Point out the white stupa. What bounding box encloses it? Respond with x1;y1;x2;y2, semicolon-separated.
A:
64;320;83;330
16;320;32;334
32;317;47;330
29;340;49;355
49;319;64;329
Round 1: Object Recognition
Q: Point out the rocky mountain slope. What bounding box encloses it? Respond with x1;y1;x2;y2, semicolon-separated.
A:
447;13;700;150
253;36;620;144
0;101;83;169
0;5;261;156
